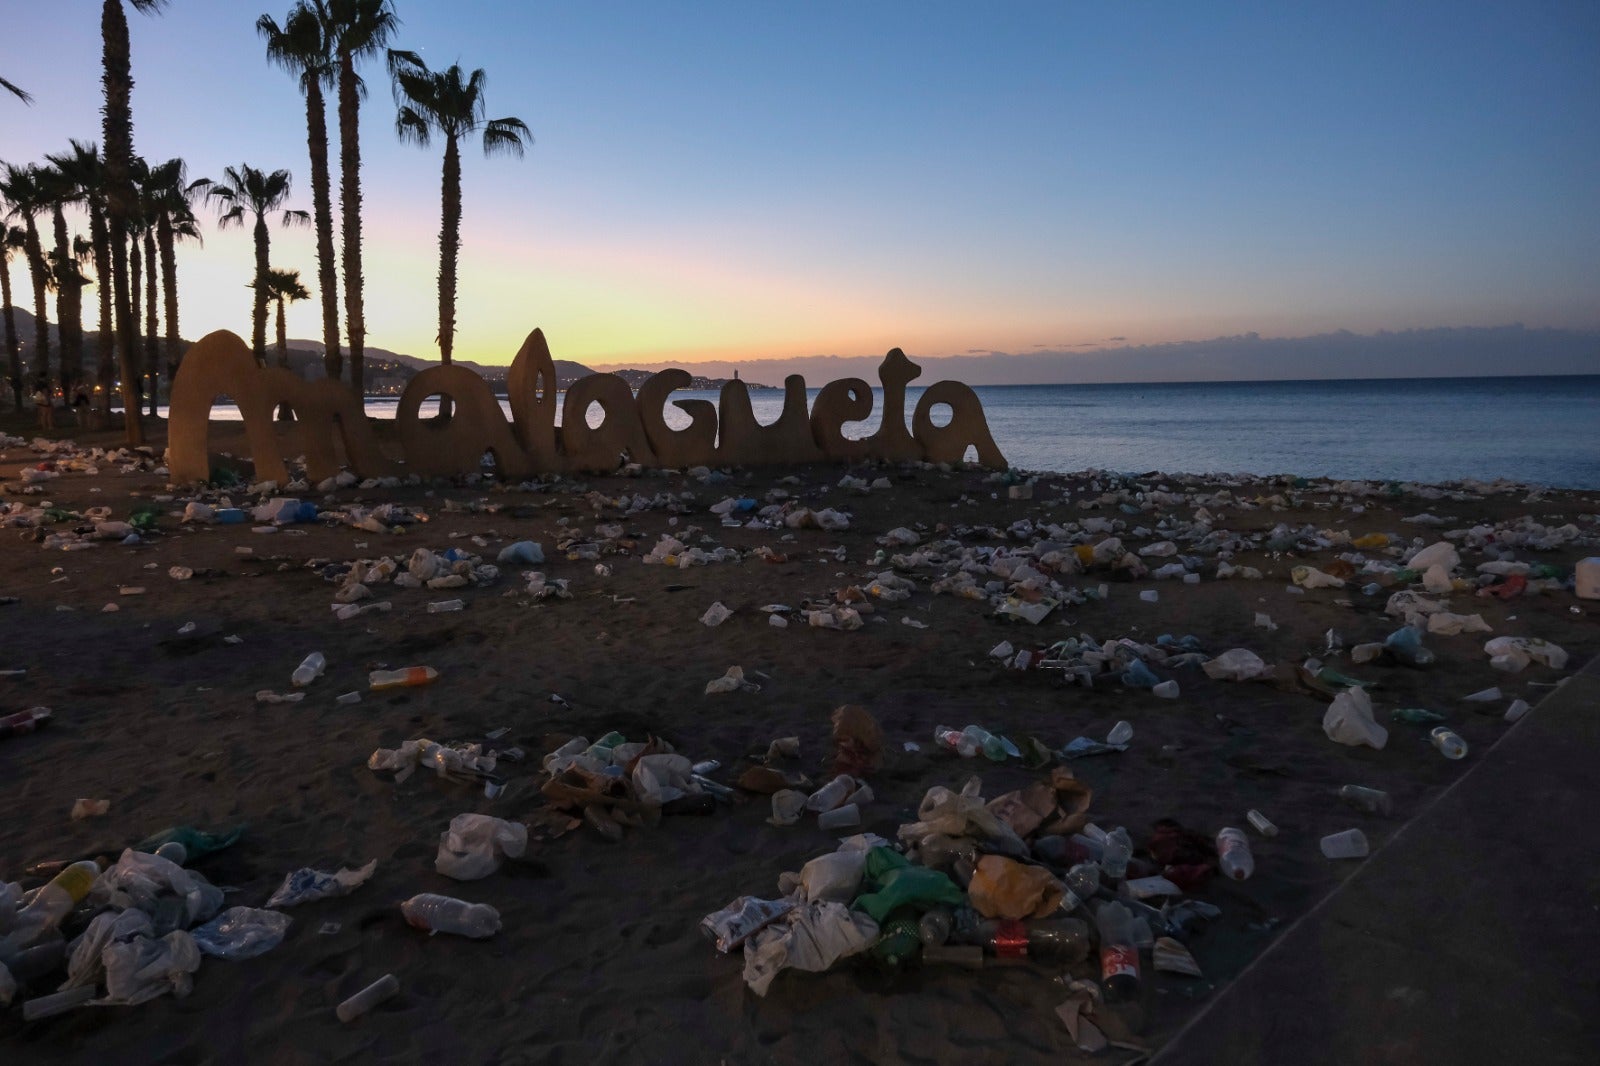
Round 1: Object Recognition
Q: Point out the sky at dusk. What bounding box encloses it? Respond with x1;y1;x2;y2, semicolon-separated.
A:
2;1;1597;378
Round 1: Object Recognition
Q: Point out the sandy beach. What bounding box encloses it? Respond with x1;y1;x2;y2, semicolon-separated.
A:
0;417;1595;1063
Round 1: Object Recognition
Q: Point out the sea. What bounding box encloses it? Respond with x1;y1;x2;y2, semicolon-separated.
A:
166;374;1600;490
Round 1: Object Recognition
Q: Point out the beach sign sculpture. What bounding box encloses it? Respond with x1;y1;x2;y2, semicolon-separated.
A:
167;328;1006;484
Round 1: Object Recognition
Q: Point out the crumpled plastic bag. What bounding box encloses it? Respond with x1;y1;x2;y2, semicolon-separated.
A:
191;907;292;960
705;665;759;694
632;753;697;807
896;779;1028;857
1203;648;1272;681
1291;566;1345;589
741;901;878;997
368;738;496;784
797;849;867;903
967;854;1065;919
100;930;201;1005
94;849;224;927
1408;541;1460;572
1483;635;1569;671
1323;687;1388;749
63;909;152;989
435;814;528;880
701;896;795;953
1427;611;1491;636
830;704;883;777
265;859;377;908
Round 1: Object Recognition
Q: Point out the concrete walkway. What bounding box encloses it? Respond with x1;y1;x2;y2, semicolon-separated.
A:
1154;655;1600;1065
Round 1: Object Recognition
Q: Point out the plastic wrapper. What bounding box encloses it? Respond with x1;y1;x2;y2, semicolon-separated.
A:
435;814;528;881
700;896;795;954
1203;648;1271;681
967;854;1065;919
797;850;867;903
632;753;698;807
266;859;377;908
191;907;292;960
853;848;965;923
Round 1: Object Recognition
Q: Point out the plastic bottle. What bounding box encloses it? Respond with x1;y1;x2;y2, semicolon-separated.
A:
1095;902;1141;1002
154;841;188;866
932;724;965;752
871;913;923;967
426;599;465;614
21;985;95;1021
919;908;953;946
1101;827;1132;880
1064;862;1101;908
1429;726;1468;760
1383;626;1436;667
0;861;98;959
1215;827;1254;880
1246;810;1278;837
369;666;439;692
337;973;400;1022
959;725;1013;761
1338;784;1393;816
399;894;501;938
291;652;326;687
976;917;1090;962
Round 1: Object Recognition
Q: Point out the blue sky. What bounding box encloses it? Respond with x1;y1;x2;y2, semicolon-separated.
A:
1;1;1596;376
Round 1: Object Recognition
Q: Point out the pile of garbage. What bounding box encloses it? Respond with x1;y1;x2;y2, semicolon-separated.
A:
538;731;729;841
702;769;1223;1051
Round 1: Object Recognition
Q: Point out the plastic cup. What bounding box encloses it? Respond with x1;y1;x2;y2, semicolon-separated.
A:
1320;829;1369;859
817;803;861;830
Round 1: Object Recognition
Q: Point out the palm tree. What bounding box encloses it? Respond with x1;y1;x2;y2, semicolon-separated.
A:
259;4;343;385
46;141;114;407
37;163;88;392
1;78;30;104
102;0;167;445
0;164;53;383
316;0;399;396
388;50;531;403
260;267;311;366
127;220;143;406
200;164;310;364
141;158;203;412
1;227;26;409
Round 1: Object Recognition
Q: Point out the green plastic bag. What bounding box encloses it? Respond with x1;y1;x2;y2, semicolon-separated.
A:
133;824;246;859
854;847;965;923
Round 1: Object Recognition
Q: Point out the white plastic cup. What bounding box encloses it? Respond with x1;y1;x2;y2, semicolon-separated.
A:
1320;829;1369;859
817;804;861;831
1246;809;1278;837
1151;680;1180;699
1504;699;1531;723
1106;720;1134;746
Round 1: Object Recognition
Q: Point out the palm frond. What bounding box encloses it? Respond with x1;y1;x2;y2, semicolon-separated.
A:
482;118;532;158
1;77;32;105
281;209;312;228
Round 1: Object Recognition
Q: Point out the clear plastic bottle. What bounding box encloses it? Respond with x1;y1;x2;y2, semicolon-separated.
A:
959;725;1013;761
1095;902;1141;1001
0;860;98;959
1101;827;1133;880
399;894;501;939
1429;726;1467;760
975;918;1090;962
1216;827;1254;880
1338;784;1393;816
918;908;953;946
291;651;326;687
369;666;438;691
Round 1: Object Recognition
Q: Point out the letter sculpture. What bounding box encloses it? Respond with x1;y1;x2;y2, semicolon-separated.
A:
167;328;1006;483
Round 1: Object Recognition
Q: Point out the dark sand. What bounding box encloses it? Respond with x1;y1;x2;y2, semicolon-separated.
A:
1;418;1595;1063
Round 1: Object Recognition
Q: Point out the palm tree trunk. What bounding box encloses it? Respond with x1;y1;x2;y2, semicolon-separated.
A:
143;228;158;416
276;296;288;367
252;214;270;363
90;202;114;417
305;80;342;385
1;258;21;411
50;205;83;391
128;231;143;409
337;52;366;395
102;0;143;446
157;210;179;401
435;134;462;421
22;220;49;381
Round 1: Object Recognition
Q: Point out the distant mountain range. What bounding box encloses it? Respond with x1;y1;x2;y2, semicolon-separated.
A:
0;310;764;394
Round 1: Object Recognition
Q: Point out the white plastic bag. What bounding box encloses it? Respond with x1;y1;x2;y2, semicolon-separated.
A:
266;859;377;908
434;814;528;881
95;849;223;927
1203;648;1270;681
100;930;200;1005
797;850;867;903
1323;687;1388;750
191;907;292;960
